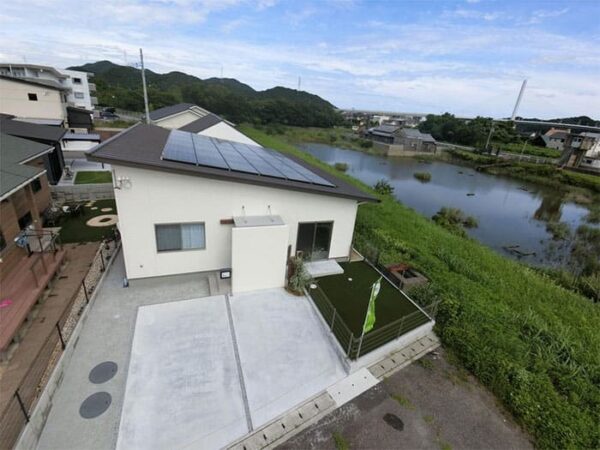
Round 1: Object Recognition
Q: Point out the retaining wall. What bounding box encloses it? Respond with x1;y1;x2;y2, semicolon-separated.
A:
51;184;114;203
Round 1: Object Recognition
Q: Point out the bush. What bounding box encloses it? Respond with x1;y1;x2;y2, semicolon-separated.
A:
432;207;478;236
334;162;349;172
287;256;311;295
546;221;571;241
359;139;373;149
413;171;432;182
374;179;394;196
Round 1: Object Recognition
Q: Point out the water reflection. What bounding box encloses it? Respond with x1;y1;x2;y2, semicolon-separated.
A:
299;143;591;268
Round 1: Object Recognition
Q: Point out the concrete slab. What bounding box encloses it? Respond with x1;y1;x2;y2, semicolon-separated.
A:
304;260;344;278
35;254;211;450
116;296;248;450
326;368;379;407
229;289;347;428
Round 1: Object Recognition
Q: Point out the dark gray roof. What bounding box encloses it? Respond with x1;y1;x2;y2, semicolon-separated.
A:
0;75;67;91
548;131;568;140
0;117;67;142
149;103;198;121
179;114;223;133
67;106;93;114
87;124;377;203
401;128;436;143
371;125;400;135
1;133;52;199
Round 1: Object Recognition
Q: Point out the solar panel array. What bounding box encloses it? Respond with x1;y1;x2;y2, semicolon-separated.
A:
162;130;335;187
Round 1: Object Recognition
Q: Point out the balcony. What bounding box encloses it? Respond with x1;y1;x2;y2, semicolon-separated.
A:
91;96;98;105
88;82;96;92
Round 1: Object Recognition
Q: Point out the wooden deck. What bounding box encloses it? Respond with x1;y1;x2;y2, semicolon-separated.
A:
0;249;66;354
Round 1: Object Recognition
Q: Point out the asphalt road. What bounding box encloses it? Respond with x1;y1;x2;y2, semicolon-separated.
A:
279;348;533;450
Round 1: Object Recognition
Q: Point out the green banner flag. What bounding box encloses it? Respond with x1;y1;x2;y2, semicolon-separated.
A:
362;277;381;334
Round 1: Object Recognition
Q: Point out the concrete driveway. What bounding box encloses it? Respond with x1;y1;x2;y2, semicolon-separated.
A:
116;289;346;450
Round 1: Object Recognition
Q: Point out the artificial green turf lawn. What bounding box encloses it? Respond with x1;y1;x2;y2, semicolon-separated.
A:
74;171;113;184
316;261;425;334
58;199;117;243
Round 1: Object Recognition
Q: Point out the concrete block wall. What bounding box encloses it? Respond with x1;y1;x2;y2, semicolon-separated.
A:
50;184;114;203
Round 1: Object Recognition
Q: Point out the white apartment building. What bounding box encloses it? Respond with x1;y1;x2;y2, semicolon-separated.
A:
0;63;97;110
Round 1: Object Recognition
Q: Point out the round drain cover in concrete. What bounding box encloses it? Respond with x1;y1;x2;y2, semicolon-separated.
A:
80;392;112;419
383;413;404;431
89;361;118;384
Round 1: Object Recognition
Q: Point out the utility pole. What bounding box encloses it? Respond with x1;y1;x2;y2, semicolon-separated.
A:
511;79;527;121
297;76;301;91
139;48;151;124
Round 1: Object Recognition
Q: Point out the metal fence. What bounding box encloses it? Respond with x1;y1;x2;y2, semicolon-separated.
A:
0;239;119;450
308;267;438;361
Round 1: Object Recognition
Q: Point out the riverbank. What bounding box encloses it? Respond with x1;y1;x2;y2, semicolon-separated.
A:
239;124;600;450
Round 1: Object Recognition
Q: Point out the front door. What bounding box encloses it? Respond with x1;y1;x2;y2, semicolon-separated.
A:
296;222;333;261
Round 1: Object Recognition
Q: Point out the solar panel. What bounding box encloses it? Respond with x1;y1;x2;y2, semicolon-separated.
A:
217;141;257;173
162;130;197;165
192;134;228;169
162;130;336;188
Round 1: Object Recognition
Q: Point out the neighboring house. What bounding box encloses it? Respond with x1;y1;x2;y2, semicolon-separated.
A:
366;126;437;155
535;128;569;151
0;75;68;123
561;131;600;172
0;133;65;358
0;117;67;184
0;63;97;110
150;103;261;146
87;124;376;293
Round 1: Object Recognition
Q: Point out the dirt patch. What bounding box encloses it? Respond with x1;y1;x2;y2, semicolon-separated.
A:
278;348;533;450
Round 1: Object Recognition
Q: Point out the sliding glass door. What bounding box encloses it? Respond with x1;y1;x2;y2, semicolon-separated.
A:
296;222;333;261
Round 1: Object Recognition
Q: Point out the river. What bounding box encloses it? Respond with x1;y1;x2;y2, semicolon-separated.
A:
298;143;592;268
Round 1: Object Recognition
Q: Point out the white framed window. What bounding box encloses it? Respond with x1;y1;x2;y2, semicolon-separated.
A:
155;222;205;252
74;91;85;99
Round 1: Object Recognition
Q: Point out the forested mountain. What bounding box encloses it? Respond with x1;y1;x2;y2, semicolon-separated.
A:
68;61;342;127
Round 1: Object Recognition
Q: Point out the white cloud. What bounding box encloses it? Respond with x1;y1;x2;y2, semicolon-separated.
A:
0;1;598;119
525;7;569;24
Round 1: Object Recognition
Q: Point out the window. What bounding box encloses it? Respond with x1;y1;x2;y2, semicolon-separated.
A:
31;178;42;193
0;231;6;252
74;91;84;99
155;223;205;252
73;77;82;84
28;93;38;101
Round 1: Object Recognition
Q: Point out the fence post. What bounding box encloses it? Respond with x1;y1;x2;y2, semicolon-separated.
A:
56;323;66;350
14;390;30;423
356;333;365;359
99;249;106;272
82;279;89;303
330;309;336;331
346;333;354;358
396;316;406;338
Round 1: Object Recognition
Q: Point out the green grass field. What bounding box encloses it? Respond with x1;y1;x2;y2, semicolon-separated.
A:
58;199;117;243
240;124;600;450
74;171;113;184
316;261;424;334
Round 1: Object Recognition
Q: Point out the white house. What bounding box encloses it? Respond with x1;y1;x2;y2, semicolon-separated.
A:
0;63;97;110
0;76;68;122
87;124;376;293
149;103;261;146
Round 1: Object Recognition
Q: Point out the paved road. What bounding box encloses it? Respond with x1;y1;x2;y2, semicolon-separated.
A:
279;348;533;450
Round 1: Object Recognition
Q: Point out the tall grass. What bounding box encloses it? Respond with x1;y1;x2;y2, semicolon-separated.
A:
240;125;600;449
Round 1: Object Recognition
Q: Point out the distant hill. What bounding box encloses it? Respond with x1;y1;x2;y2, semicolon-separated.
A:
69;61;341;127
516;115;600;127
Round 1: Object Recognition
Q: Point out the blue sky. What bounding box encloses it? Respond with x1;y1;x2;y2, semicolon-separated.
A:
1;0;599;118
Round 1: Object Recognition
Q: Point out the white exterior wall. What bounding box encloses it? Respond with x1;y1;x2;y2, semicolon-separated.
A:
59;69;95;110
231;224;289;293
153;110;207;129
200;122;261;146
112;165;358;280
0;78;66;120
